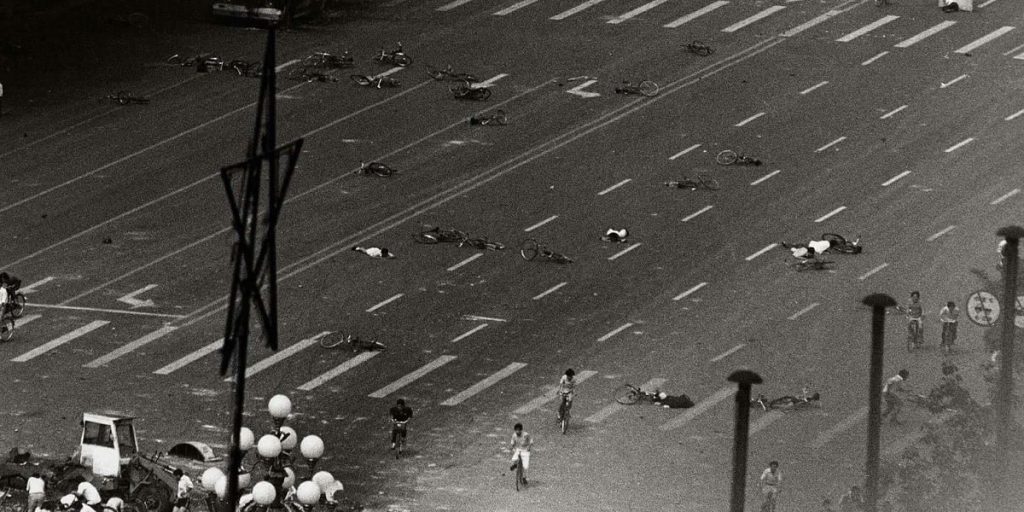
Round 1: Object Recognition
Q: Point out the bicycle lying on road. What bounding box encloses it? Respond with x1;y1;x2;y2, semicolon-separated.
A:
319;332;386;352
664;174;720;191
785;257;835;272
167;53;224;71
356;161;398;177
413;226;468;244
426;64;478;82
469;110;508;126
821;233;862;254
106;91;150;105
520;239;573;264
304;50;353;69
374;43;412;67
228;59;262;78
450;81;491;101
716;149;762;166
686;40;714;56
350;74;400;88
459;237;506;251
751;391;821;411
287;67;337;82
614;384;661;405
614;80;659;97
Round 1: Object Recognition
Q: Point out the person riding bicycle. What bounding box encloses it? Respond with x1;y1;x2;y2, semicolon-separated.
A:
352;246;396;259
389;398;413;450
759;461;781;511
509;423;533;485
602;228;629;243
557;369;576;422
881;369;910;425
898;291;924;347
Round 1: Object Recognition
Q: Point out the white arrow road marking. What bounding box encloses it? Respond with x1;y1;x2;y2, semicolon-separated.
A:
566;80;600;98
118;284;158;308
939;74;967;88
19;277;55;294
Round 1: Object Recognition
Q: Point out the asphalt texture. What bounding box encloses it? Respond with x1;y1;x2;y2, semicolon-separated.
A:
2;0;1024;510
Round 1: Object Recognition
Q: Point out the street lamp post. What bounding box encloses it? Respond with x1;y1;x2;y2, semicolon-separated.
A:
995;226;1024;453
862;293;897;512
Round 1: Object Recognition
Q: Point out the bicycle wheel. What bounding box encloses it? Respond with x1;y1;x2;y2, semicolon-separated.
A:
716;150;738;165
319;333;348;349
350;74;372;86
394;54;412;67
560;410;569;435
614;384;640;404
514;461;523;491
0;316;14;342
520;239;540;261
372;166;397;177
638;80;659;97
698;174;721;190
10;294;25;318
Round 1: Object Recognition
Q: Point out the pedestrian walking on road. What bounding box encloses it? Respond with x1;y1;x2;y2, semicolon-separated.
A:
26;472;45;512
758;460;781;512
882;369;910;425
897;291;924;349
939;301;959;354
171;469;193;512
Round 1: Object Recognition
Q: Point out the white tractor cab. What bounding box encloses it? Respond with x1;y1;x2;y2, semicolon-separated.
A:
79;413;139;478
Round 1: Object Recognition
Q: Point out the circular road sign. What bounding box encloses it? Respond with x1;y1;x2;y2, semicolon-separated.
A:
966;290;999;327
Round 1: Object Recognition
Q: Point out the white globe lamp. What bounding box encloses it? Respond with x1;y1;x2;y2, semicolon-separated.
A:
252;481;276;506
239;427;255;452
202;468;225;492
296;481;321;506
257;434;282;459
279;426;298;451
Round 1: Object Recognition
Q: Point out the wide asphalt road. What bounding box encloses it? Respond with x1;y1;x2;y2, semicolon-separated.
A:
1;0;1023;510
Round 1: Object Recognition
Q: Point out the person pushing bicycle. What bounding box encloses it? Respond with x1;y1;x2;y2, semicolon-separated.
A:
896;291;924;348
881;369;910;425
389;398;413;451
556;369;576;423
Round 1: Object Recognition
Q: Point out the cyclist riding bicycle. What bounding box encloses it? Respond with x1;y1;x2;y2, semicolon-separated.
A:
897;291;924;347
509;423;533;485
557;369;576;422
389;398;413;450
759;460;781;512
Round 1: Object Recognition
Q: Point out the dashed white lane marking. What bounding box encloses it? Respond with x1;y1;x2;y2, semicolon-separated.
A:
374;67;404;79
884;410;957;456
710;343;744;362
1016;51;1024;61
447;253;483;271
608;243;642;261
836;15;900;42
369;355;457;398
14;314;41;328
20;277;55;294
927;225;956;242
815;136;847;152
226;331;329;382
440;362;527;406
1005;43;1024;56
598;322;634;342
858;263;889;281
683;205;713;222
367;293;404;312
746;243;778;261
477;74;509;87
811;406;867;449
880;105;907;119
659;386;735;430
550;0;608;20
991;189;1020;205
608;0;673;24
154;338;222;375
525;215;559;232
26;303;184;319
751;170;780;185
722;5;785;33
1006;108;1024;121
788;302;821;320
781;8;847;38
750;411;785;434
977;0;1000;7
437;0;473;11
451;323;488;343
85;325;177;368
735;112;765;127
861;51;889;66
12;320;109;362
585;378;666;423
814;206;846;223
598;179;632;195
673;282;707;301
669;143;702;160
939;74;968;89
462;314;507;322
297;351;380;391
514;370;598;415
799;81;829;95
494;0;541;15
895;21;956;48
664;1;729;28
533;282;568;300
954;26;1015;54
944;137;974;153
882;171;911;186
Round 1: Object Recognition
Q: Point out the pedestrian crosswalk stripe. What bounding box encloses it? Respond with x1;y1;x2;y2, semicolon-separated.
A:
811;407;867;449
494;0;541;15
513;370;598;415
894;21;956;48
550;0;608;20
721;5;785;33
750;410;785;434
225;332;329;382
14;314;41;328
608;0;672;24
297;351;380;391
954;26;1015;54
664;1;729;29
836;15;899;43
437;0;474;11
369;355;457;398
12;320;109;363
154;338;223;375
441;362;527;406
659;386;734;430
451;323;487;343
585;378;665;423
85;325;177;368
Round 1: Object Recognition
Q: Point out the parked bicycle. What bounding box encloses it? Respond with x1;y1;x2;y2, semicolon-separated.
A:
426;64;478;82
374;43;412;67
520;239;573;264
350;74;400;88
664;174;720;191
304;50;353;69
356;161;398;177
716;149;763;166
450;81;491;101
469;110;508;126
319;332;386;352
459;237;506;251
413;226;468;244
614;80;659;97
614;384;661;405
686;40;714;56
288;67;337;83
106;91;150;105
228;59;263;78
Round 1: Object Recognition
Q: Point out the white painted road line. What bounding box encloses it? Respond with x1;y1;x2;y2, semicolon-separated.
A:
477;74;509;87
811;407;867;449
977;0;999;6
369;355;457;398
895;21;956;48
939;74;967;89
735;112;765;127
227;332;329;382
598;179;632;195
861;51;889;66
814;206;846;223
598;322;634;342
858;263;889;281
836;15;900;42
19;277;55;294
669;143;702;160
451;323;488;343
1016;51;1024;61
954;26;1014;54
586;378;666;423
882;171;911;186
664;1;729;28
722;5;785;33
14;314;41;328
550;0;607;20
297;351;380;391
788;302;820;320
673;282;707;301
991;189;1020;205
1004;43;1024;57
154;338;222;375
781;7;848;38
441;362;527;406
447;253;483;271
608;243;642;261
751;170;780;185
927;225;956;242
710;344;744;362
462;314;507;322
608;0;672;24
944;138;974;153
12;320;109;362
367;293;403;313
659;386;735;430
374;67;404;79
85;325;177;368
1006;108;1024;121
746;243;778;261
533;282;568;300
815;136;847;152
799;81;828;95
525;215;558;232
27;303;185;319
880;105;907;119
682;205;713;222
514;370;598;415
750;411;785;434
437;0;473;10
494;0;541;15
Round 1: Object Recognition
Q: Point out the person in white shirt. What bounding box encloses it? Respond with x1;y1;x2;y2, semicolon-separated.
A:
759;461;781;510
781;239;833;260
352;246;395;259
939;301;959;354
0;282;9;315
882;369;910;425
76;481;101;507
171;469;193;512
26;472;45;512
509;423;534;485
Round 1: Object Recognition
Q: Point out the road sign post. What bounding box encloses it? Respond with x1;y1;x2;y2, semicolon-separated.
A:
727;369;762;512
995;227;1024;468
862;293;896;512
